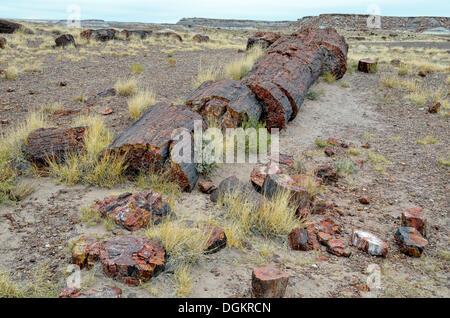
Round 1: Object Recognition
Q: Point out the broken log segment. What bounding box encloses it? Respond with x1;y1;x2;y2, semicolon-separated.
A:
358;58;378;73
242;26;348;130
185;79;262;129
25;126;87;165
261;173;310;210
107;102;203;191
252;264;289;298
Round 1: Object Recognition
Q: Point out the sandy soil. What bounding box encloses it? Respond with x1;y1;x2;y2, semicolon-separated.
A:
0;26;449;298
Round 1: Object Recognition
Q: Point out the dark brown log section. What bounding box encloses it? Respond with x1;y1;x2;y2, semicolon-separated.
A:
0;19;22;34
185;79;262;128
242;26;348;131
107;102;203;191
25;126;87;165
55;34;76;47
358;58;377;73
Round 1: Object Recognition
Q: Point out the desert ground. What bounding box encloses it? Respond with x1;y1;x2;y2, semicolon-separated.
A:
0;18;449;298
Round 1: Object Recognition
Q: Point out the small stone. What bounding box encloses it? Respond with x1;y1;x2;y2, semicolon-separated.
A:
316;164;339;184
427;102;440;114
262;173;309;210
326;239;351;257
317;232;332;245
0;119;9;125
318;218;341;235
251;264;289;298
390;59;401;66
401;206;427;237
6;87;15;92
250;164;281;189
310;195;334;214
59;81;67;87
327;137;340;145
288;228;320;251
324;147;335;157
394;227;428;257
352;229;388;257
359;197;370;205
204;226;227;254
418;70;426;77
198;181;217;194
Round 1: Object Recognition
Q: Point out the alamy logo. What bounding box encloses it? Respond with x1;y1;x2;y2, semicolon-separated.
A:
367;4;382;29
66;5;81;28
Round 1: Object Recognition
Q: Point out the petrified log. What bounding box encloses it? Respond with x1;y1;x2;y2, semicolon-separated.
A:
0;37;6;49
352;229;388;257
252;264;289;298
326;239;351;257
72;236;103;270
358;58;377;73
55;34;76;47
0;19;22;34
59;286;122;298
210;176;263;210
394;227;428;257
261;173;309;210
204;226;227;254
122;30;153;39
288;228;320;251
193;34;210;43
93;190;172;231
80;29;116;41
100;235;165;285
246;31;281;50
107;102;203;191
155;31;182;42
25;126;87;165
185;79;261;129
242;26;348;130
401;206;427;237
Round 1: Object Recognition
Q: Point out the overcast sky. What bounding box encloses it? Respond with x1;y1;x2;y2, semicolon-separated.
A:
1;0;449;23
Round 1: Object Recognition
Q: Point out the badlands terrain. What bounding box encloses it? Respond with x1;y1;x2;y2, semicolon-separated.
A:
0;15;449;298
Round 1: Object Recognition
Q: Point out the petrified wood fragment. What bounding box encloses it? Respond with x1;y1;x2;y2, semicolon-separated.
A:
93;190;172;231
246;31;281;50
71;236;103;270
394;227;428;257
25;126;87;165
288;228;320;251
185;79;262;129
261;173;309;210
0;19;22;34
99;235;165;285
358;58;378;73
252;264;289;298
55;34;76;47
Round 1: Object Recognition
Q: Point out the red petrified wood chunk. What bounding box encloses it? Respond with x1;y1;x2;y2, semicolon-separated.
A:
310;195;334;214
93;190;172;231
250;163;281;189
59;286;122;298
204;226;227;254
394;227;428;257
317;232;332;245
316;164;339;184
71;236;103;270
288;228;320;251
25;126;87;165
251;264;289;298
352;229;388;257
401;207;427;237
262;173;309;210
326;239;351;257
100;235;165;285
318;218;341;235
198;180;217;194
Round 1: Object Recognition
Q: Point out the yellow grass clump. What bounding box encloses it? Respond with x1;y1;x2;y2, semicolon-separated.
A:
114;78;137;96
127;89;156;119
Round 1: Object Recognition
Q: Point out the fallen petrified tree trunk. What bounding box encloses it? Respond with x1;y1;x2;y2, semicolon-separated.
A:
25;126;87;165
0;19;22;34
185;79;262;128
107;102;203;191
242;26;348;130
246;31;281;50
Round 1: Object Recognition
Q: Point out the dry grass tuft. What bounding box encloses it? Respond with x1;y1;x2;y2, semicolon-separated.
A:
127;89;156;119
129;64;144;75
223;45;265;80
114;78;138;96
0;272;23;298
173;264;192;297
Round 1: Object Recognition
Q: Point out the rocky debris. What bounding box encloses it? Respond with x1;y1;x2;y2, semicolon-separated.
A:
192;34;210;43
242;26;348;130
198;180;217;194
59;81;67;87
401;207;427;237
427;102;441;113
262;173;309;210
317;232;332;245
251;264;289;298
25;126;87;165
59;286;122;298
72;236;103;270
93;191;172;231
80;29;116;41
50;108;81;118
6;87;15;92
0;19;22;33
418;70;427;77
324;147;335;157
310;195;334;214
185;79;262;129
352;230;388;257
246;31;281;50
326;239;351;257
316;164;339;184
358;59;377;73
204;226;227;254
390;59;401;66
0;37;6;49
250;163;281;189
85;88;116;106
54;34;76;47
122;30;152;39
107;102;203;192
100;235;165;285
318;218;341;235
210;176;263;210
394;227;428;257
294;14;450;32
288;228;320;251
155;31;182;42
0;119;9;125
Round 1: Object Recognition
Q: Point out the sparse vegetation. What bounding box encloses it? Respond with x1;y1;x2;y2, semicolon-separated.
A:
307;88;324;100
314;138;328;148
80;206;101;226
128;89;156;119
417;136;439;145
321;71;336;83
334;159;360;177
129;63;144;74
114;78;138;96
